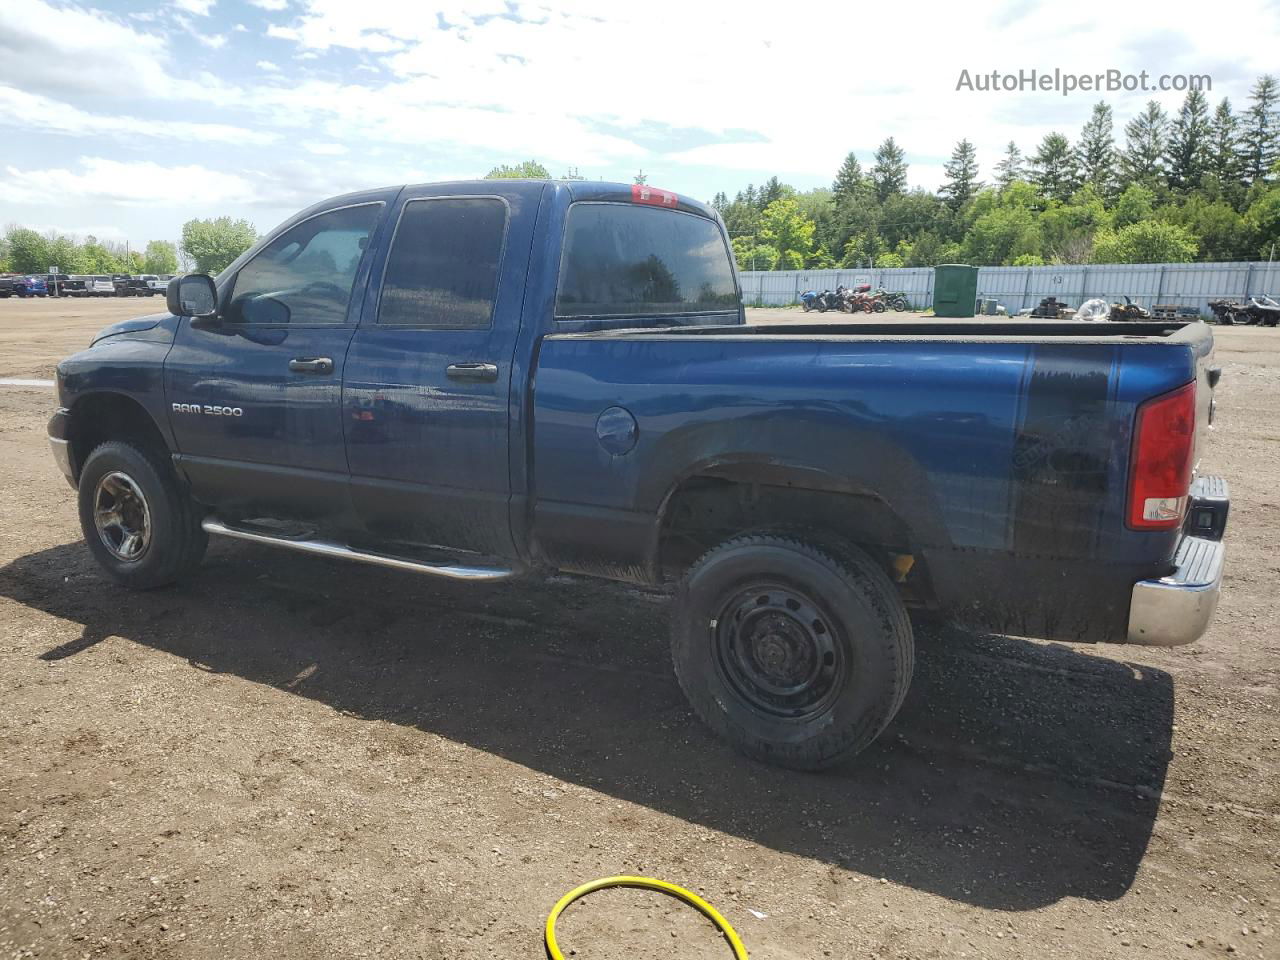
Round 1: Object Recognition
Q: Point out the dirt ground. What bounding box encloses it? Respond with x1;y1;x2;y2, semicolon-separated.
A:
0;297;1276;960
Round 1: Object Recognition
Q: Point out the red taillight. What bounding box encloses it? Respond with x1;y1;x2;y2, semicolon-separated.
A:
1128;382;1196;529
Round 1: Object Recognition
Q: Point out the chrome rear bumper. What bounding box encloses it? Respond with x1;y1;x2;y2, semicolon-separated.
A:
1128;536;1224;646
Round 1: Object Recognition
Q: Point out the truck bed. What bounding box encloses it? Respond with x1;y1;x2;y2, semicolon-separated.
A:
531;319;1216;644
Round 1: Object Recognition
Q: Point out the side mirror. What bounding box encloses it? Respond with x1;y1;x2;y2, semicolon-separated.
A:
167;274;219;319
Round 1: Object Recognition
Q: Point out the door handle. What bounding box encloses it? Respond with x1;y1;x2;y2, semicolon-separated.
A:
289;357;334;374
446;362;499;382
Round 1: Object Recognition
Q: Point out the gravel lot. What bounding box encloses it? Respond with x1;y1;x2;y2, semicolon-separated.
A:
0;298;1276;959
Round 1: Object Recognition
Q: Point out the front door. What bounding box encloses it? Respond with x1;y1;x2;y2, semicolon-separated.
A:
165;200;388;521
342;183;541;557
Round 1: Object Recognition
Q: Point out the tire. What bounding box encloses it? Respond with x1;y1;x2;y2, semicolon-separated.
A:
671;534;914;771
77;440;207;590
873;301;886;313
892;298;908;312
801;301;812;313
816;301;827;313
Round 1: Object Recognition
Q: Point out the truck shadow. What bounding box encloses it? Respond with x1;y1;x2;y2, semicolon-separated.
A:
1;540;1174;912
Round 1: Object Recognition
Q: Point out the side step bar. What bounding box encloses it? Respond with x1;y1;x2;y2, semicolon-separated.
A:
201;518;518;582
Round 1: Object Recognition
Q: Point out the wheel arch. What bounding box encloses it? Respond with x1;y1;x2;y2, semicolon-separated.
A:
654;461;935;605
66;392;171;484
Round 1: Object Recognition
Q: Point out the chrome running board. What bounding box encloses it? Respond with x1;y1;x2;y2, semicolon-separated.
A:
201;517;518;582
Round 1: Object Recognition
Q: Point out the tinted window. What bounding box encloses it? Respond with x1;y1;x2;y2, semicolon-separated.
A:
378;197;507;328
556;203;738;318
226;203;381;325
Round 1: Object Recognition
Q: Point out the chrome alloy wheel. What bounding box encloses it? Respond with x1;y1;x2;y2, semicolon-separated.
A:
93;470;152;562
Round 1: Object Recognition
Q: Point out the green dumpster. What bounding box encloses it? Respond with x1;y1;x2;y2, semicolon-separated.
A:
933;264;979;318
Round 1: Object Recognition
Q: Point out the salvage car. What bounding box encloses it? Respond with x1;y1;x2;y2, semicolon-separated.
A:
47;180;1229;770
12;275;48;297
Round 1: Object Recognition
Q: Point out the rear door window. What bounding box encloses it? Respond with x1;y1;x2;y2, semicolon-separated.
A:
555;203;738;318
377;197;508;329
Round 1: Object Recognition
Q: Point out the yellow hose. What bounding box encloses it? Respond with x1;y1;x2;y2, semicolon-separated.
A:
544;875;749;960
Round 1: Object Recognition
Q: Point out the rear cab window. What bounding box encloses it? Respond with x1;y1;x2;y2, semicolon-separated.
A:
555;202;739;322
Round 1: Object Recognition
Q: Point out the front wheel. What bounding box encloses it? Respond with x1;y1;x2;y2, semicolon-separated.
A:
78;441;208;589
671;535;914;770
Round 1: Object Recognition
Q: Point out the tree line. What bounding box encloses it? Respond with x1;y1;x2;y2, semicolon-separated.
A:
0;217;263;278
715;75;1280;270
0;225;179;276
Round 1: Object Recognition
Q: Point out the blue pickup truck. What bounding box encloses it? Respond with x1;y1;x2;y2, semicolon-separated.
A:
49;180;1228;770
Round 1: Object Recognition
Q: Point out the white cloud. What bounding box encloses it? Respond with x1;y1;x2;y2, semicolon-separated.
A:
196;33;228;49
302;141;348;155
249;0;290;9
0;157;257;207
0;86;277;146
0;0;172;97
172;0;216;15
256;60;281;72
233;23;248;31
255;0;1280;189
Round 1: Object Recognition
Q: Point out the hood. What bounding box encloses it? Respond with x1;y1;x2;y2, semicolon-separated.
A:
90;312;172;345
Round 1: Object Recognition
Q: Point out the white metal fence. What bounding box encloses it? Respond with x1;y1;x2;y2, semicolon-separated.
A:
738;261;1280;313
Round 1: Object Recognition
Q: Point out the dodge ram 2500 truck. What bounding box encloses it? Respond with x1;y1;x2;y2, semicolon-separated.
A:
49;180;1228;770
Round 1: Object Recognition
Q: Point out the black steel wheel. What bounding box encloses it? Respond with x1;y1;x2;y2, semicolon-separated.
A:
672;535;913;770
713;583;847;721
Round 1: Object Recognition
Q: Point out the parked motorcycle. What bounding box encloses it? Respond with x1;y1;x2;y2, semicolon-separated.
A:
874;289;910;312
800;290;821;312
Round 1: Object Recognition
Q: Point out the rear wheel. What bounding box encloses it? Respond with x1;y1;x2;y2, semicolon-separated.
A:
671;535;913;770
78;441;207;589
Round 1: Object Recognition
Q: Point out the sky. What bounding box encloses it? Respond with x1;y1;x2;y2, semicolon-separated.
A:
1;0;1278;252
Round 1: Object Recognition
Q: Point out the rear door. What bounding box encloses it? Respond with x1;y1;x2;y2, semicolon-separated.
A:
165;199;388;520
342;182;542;557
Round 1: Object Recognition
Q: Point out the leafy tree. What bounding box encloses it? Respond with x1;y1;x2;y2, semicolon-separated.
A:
961;188;1041;265
484;160;551;179
731;236;778;271
758;196;814;270
1011;253;1046;266
870;137;908;202
45;233;84;274
1092;220;1197;263
1167;195;1249;261
939;139;982;212
1077;102;1117;198
180;217;258;275
1111;182;1156;229
832;152;865;203
1120;100;1169;187
879;190;945;250
1030;132;1080;203
875;251;906;268
993;141;1026;191
1239;74;1279;186
1039;185;1108;264
1244;185;1280;258
1166;89;1212;191
143;240;178;275
4;227;50;273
